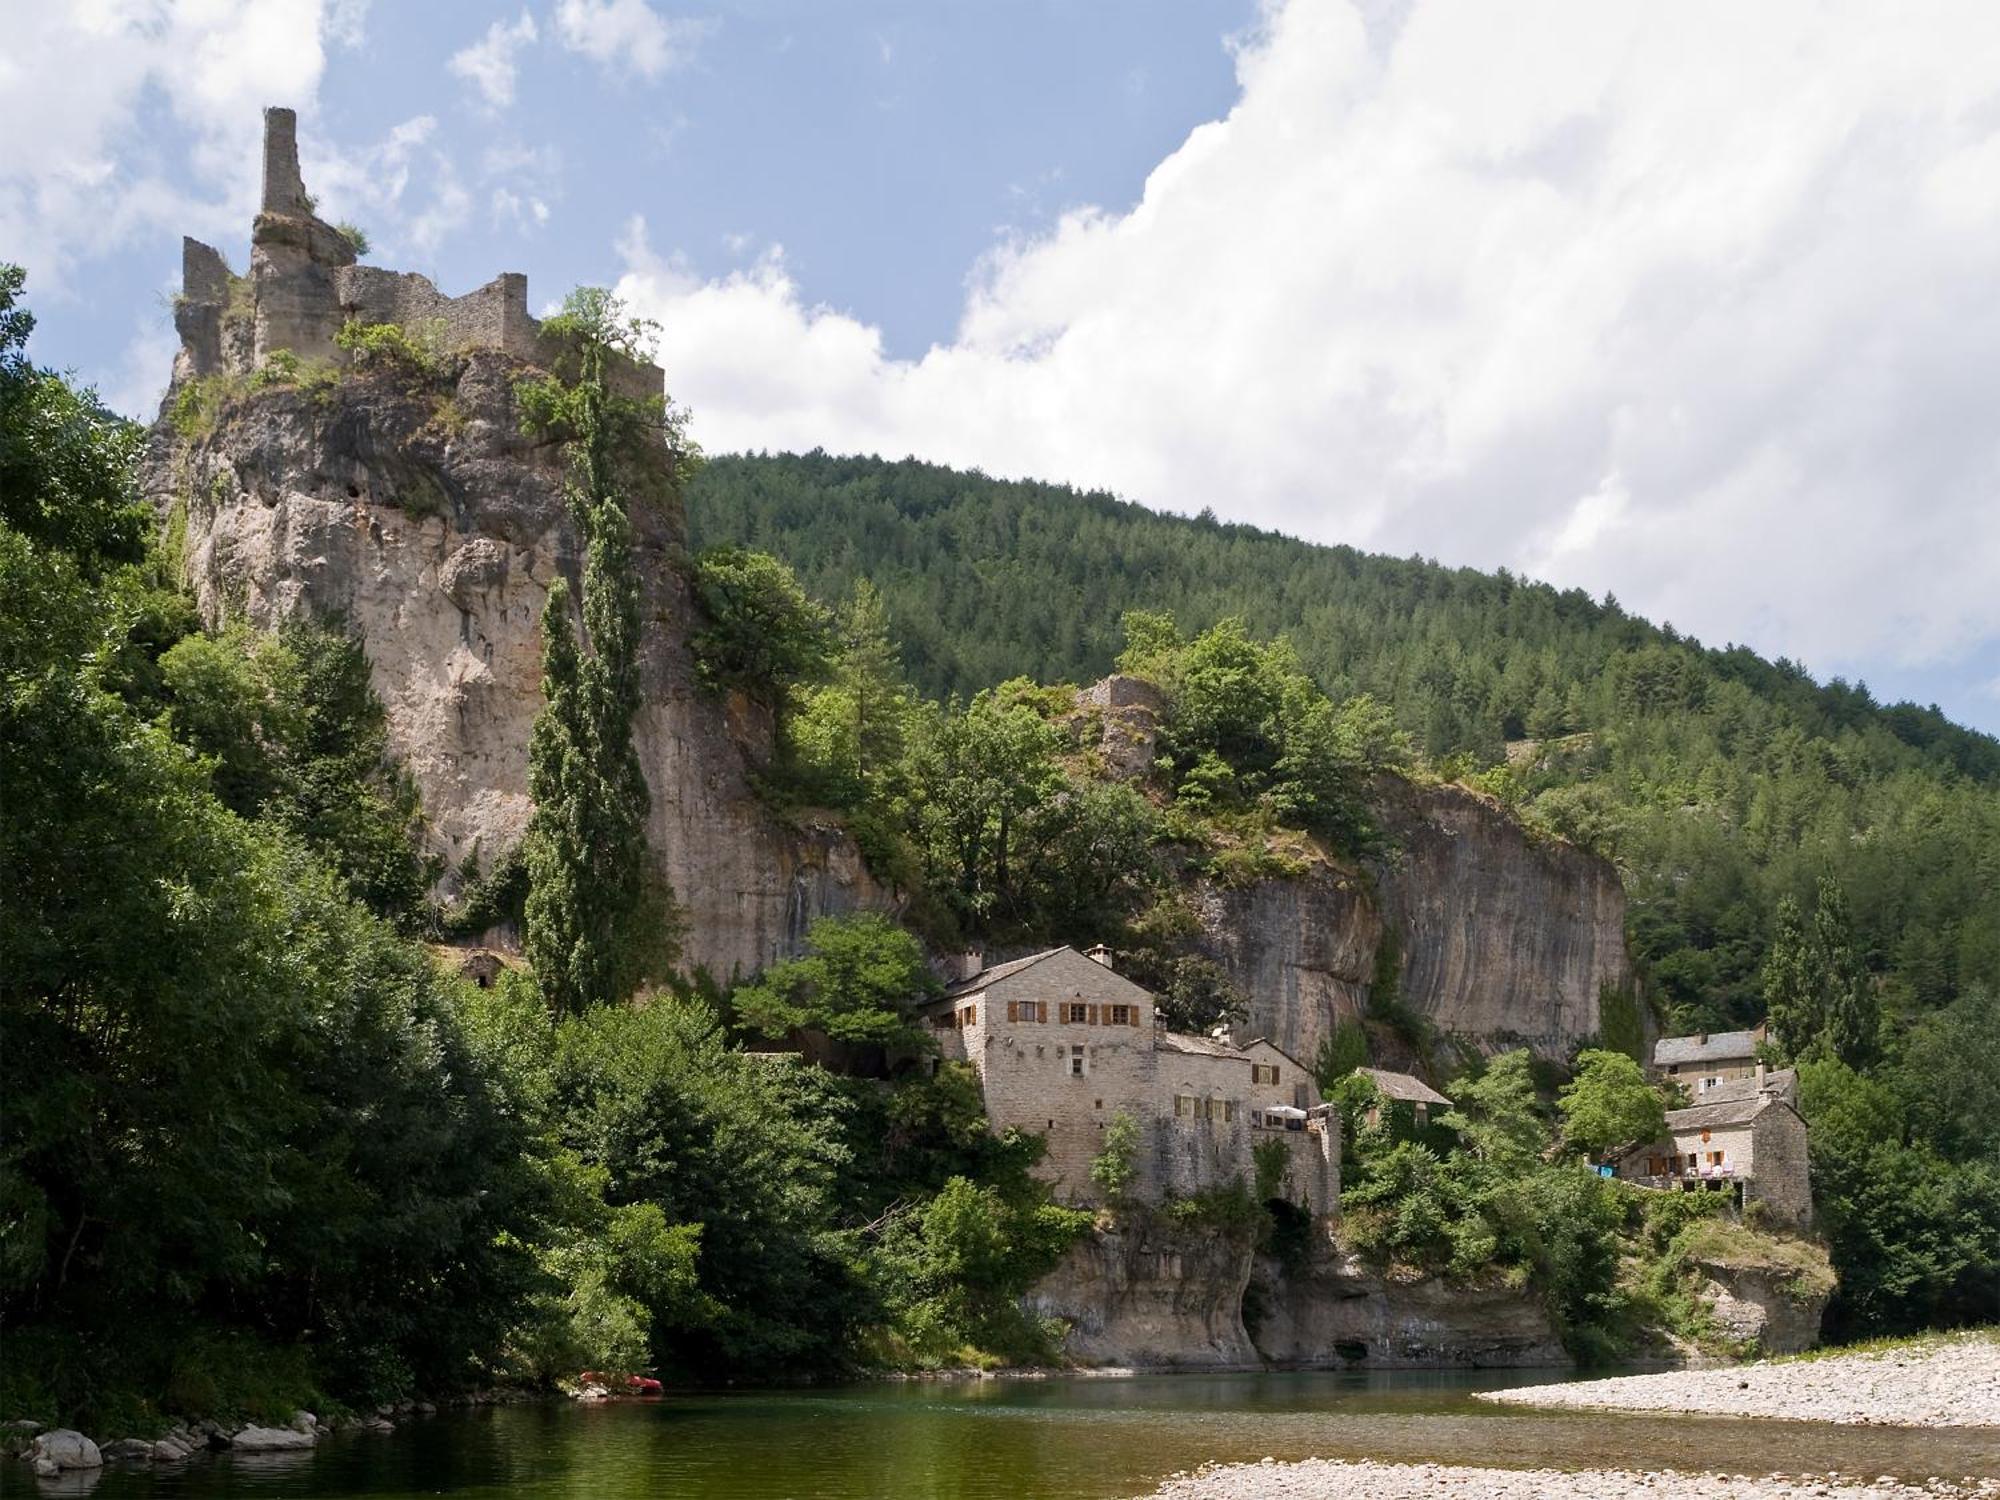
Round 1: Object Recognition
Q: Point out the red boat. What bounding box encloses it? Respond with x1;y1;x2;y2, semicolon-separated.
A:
578;1371;664;1395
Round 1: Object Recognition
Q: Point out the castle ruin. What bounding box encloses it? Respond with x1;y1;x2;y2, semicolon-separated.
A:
172;107;660;403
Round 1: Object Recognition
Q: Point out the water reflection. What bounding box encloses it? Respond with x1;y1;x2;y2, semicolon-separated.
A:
9;1371;1997;1500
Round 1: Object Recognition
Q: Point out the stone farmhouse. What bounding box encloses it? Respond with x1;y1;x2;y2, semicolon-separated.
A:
1350;1067;1452;1128
1652;1025;1768;1098
924;946;1338;1215
1615;1043;1813;1226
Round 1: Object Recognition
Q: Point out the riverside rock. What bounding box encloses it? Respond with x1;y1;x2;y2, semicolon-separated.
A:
27;1430;101;1470
227;1424;317;1452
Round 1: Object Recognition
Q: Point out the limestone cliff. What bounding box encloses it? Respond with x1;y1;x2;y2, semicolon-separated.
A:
1087;677;1633;1065
1247;1246;1567;1369
143;109;883;981
1026;1221;1566;1371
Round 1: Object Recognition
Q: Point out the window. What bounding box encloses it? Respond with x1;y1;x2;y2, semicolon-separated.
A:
1175;1094;1196;1118
1707;1150;1725;1166
1069;1045;1087;1078
1251;1064;1280;1086
1062;1001;1089;1024
1109;1004;1131;1026
1224;1100;1238;1123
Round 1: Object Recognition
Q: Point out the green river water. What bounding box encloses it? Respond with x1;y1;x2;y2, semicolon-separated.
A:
11;1372;1999;1500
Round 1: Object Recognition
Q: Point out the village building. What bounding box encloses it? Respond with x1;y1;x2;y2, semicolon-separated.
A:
1350;1067;1452;1128
1652;1025;1768;1097
1611;1061;1812;1226
923;945;1338;1214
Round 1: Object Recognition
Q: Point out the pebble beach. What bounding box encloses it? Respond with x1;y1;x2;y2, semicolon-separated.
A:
1135;1335;2000;1500
1475;1332;2000;1428
1142;1459;1999;1500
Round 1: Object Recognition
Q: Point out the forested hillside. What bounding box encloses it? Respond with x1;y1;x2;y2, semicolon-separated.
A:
688;451;2000;1039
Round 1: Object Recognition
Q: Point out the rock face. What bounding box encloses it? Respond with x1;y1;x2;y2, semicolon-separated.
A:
1027;1221;1262;1368
1249;1247;1568;1368
1026;1222;1566;1371
148;359;883;981
1198;782;1632;1065
1082;685;1633;1064
144;111;886;981
1694;1259;1829;1356
1368;778;1629;1056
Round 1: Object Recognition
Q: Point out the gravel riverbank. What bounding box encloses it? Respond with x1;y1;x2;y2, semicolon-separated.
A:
1476;1332;2000;1428
1141;1459;1998;1499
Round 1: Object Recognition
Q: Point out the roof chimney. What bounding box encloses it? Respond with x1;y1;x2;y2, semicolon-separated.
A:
1085;943;1114;969
954;948;984;982
1755;1059;1768;1092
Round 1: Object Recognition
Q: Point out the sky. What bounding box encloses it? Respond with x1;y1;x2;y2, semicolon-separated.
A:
5;0;1999;736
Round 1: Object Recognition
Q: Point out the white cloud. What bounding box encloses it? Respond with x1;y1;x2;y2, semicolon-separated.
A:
554;0;711;80
0;0;341;293
449;10;539;109
305;115;472;259
615;0;2000;692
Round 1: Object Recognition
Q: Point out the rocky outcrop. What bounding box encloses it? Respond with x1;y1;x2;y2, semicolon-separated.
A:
1028;1220;1262;1368
1368;778;1628;1055
1248;1246;1568;1368
1693;1257;1830;1357
147;358;885;981
1198;782;1630;1065
1081;683;1632;1063
1026;1222;1567;1371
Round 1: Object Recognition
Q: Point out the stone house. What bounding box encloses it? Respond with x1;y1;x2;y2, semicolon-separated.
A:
1652;1025;1768;1097
1610;1066;1813;1227
924;946;1338;1215
1350;1067;1452;1128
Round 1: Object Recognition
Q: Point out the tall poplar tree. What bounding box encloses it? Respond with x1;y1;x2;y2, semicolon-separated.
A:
523;290;677;1012
1763;893;1818;1061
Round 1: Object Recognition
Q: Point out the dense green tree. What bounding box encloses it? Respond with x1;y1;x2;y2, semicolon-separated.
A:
689;545;835;702
1440;1050;1546;1170
522;290;677;1013
730;912;938;1055
2;277;539;1420
1558;1049;1667;1158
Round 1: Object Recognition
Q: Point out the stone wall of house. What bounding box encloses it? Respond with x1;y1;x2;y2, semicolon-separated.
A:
957;953;1164;1202
943;950;1335;1211
1746;1107;1813;1228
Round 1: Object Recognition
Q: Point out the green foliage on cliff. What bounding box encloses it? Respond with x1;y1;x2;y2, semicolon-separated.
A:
687;450;2000;1044
730;913;938;1052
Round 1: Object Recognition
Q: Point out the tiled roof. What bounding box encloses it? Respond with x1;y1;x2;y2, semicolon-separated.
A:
1653;1028;1763;1066
1665;1095;1782;1131
1157;1031;1245;1058
1354;1067;1451;1107
938;947;1066;998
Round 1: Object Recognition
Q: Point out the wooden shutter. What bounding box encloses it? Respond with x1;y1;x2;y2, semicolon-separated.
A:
1088;1004;1099;1025
1038;1001;1048;1022
1007;1000;1018;1022
1128;1007;1139;1027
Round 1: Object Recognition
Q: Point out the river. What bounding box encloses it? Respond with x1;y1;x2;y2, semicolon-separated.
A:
15;1371;2000;1499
